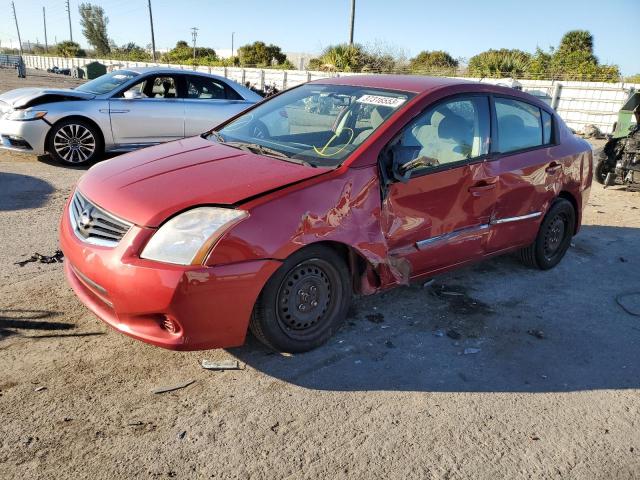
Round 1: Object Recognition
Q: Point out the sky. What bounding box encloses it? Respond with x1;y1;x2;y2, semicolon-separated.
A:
2;0;639;75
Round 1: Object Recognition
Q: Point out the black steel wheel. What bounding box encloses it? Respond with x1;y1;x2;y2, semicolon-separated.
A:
519;198;575;270
594;158;611;185
250;245;351;352
48;118;103;165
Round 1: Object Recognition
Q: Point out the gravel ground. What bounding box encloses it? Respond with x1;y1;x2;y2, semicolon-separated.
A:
0;69;639;479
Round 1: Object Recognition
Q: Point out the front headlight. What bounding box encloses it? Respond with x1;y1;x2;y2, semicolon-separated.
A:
140;207;248;266
5;109;48;121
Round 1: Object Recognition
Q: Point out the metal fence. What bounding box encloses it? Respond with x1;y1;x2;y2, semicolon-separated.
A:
22;54;640;135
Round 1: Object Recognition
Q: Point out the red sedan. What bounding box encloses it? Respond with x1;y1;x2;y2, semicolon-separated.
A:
60;76;593;352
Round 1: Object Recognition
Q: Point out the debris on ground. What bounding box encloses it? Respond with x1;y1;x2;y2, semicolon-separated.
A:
581;124;603;139
270;422;280;433
446;329;462;340
384;340;395;348
619;257;627;263
615;292;640;317
366;313;384;323
34;386;47;392
178;431;186;440
151;380;195;395
430;284;494;316
432;329;445;337
201;359;244;371
463;348;481;355
15;250;64;267
527;329;546;339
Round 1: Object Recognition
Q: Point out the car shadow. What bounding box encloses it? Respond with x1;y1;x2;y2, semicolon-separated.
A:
229;224;640;393
0;172;54;211
0;309;74;339
36;152;119;170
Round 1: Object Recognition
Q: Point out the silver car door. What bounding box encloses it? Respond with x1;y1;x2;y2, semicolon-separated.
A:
182;75;254;136
109;74;184;146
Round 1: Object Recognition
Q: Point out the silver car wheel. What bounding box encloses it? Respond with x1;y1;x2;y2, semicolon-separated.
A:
53;124;96;163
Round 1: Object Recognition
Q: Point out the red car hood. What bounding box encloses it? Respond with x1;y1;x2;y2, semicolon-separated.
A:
78;136;327;227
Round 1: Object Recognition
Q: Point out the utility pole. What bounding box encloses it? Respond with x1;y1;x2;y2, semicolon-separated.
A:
43;6;49;52
65;0;73;42
11;1;23;55
191;27;198;61
147;0;157;62
349;0;356;45
231;32;234;58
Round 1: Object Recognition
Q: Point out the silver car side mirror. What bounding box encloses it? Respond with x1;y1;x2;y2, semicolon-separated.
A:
123;90;143;100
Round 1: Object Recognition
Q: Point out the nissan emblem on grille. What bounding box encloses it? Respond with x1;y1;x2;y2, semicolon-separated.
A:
69;192;132;247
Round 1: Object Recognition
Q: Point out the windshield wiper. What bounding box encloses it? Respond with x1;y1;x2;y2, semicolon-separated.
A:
226;142;315;167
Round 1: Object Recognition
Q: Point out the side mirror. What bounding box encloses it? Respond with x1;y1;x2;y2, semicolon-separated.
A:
123;90;142;100
389;144;421;183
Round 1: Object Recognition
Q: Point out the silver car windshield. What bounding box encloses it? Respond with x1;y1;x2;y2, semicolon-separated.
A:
213;84;414;167
75;70;139;95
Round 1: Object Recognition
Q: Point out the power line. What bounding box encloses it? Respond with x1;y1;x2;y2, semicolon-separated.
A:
191;26;198;61
65;0;73;42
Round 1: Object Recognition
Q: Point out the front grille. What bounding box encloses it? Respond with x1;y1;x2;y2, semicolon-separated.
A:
69;191;132;247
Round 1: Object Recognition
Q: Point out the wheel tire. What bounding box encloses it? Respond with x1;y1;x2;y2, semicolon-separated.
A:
594;158;610;185
519;198;576;270
250;245;352;353
47;118;103;166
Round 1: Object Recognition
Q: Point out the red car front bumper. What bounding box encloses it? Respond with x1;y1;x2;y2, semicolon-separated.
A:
59;202;281;351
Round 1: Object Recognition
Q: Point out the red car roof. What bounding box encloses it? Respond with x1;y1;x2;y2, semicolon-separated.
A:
311;74;474;94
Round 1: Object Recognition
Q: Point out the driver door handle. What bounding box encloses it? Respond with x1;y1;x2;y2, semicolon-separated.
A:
468;178;497;197
545;162;562;174
110;109;130;114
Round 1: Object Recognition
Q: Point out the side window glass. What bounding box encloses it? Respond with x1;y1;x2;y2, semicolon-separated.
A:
495;98;543;153
397;96;490;171
542;110;553;144
147;77;177;99
186;76;227;100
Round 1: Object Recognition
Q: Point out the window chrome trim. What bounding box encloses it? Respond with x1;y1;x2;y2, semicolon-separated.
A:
490;211;542;225
416;224;489;250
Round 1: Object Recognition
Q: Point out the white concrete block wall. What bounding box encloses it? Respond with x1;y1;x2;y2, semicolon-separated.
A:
21;55;640;135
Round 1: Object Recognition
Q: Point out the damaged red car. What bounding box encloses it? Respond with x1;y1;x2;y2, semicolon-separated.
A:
60;76;593;352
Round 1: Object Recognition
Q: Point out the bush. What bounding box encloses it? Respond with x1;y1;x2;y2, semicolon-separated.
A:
409;50;458;75
54;41;86;58
468;49;531;78
237;41;288;67
160;40;218;66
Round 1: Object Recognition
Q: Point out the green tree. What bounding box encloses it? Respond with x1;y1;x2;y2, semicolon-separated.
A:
557;30;594;56
237;41;288;67
409;50;458;74
160;40;218;65
78;3;110;56
528;30;620;81
468;49;531;78
111;42;151;61
625;73;640;83
54;41;86;58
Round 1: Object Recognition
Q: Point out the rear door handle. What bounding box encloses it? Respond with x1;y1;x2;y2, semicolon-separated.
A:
545;162;562;174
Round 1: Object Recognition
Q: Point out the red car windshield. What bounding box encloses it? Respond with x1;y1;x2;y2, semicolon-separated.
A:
213;84;414;167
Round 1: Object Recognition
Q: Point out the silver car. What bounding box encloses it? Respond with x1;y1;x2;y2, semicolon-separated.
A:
0;67;262;165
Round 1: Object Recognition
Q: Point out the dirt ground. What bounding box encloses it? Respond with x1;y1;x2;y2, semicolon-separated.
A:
1;69;639;479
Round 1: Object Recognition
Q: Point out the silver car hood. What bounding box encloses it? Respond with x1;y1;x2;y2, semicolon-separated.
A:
0;88;95;109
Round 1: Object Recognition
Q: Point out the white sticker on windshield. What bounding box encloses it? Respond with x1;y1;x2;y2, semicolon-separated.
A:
356;95;406;108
